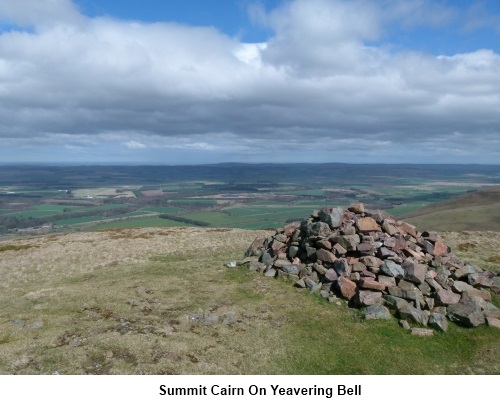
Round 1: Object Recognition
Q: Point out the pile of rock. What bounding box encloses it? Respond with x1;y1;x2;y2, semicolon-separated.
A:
241;204;500;333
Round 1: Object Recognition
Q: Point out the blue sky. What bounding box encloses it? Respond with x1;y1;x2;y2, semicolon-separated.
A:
73;0;280;42
71;0;500;54
0;0;499;164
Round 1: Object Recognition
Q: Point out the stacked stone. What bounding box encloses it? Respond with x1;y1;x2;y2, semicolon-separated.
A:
243;204;500;332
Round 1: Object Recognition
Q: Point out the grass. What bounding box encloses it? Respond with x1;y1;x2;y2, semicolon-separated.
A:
440;231;500;274
0;244;37;252
403;204;500;232
0;228;498;375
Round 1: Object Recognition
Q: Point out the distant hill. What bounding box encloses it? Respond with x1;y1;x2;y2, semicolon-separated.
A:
401;186;500;231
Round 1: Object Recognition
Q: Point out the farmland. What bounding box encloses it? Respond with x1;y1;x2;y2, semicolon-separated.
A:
1;163;500;238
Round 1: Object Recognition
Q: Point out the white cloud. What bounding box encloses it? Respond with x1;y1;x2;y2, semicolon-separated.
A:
124;140;147;150
0;0;499;163
0;0;84;28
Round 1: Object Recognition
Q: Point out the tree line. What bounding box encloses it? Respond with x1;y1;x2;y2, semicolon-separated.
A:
159;214;210;227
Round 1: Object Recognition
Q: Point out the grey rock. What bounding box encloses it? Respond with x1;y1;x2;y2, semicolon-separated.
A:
316;249;337;263
378;246;397;258
223;313;237;326
355;290;383;306
305;246;317;258
482;302;500;319
236;256;257;265
313;262;328;275
324;269;338;282
273;259;291;268
461;288;491;301
453;264;480;280
348;203;365;214
402;261;426;284
428;313;448;332
435;289;461;306
26;320;44;329
288;245;299;258
332;235;360;252
294;279;306;288
399;306;429;326
383;295;412;310
320;290;331;299
380;260;404;279
333;243;347;255
377;275;396;287
261;250;275;266
422;240;435;255
319;207;345;229
451;280;473;293
271;240;286;255
333;259;351;277
351;261;367;272
424;297;435;311
282;264;302;275
411;328;434;337
264;268;277;277
245;236;267;257
360;256;383;268
486;317;500;329
399;320;411;330
188;313;220;326
68;338;82;347
447;300;485;327
432;306;447;316
342;224;356;235
425;278;443;292
309;221;331;238
418;281;432;296
357;242;376;255
468;273;493;288
364;304;392;320
249;261;267;272
382;221;398;236
310;282;323;294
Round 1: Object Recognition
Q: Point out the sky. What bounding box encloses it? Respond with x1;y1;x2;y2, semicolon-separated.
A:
0;0;499;165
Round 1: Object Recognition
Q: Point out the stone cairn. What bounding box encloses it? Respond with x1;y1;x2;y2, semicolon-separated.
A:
240;204;500;334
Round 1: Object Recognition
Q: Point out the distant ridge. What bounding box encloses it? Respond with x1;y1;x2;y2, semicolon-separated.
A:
401;186;500;231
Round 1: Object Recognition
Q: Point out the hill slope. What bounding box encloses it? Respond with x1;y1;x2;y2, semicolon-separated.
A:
401;186;500;231
0;228;499;375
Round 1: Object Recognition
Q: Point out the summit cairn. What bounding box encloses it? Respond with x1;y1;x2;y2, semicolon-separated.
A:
242;204;500;332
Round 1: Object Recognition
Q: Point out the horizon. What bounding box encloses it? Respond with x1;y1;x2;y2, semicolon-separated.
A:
1;0;500;164
1;161;500;168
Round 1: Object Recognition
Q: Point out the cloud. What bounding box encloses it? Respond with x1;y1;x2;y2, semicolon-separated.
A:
124;140;147;150
0;0;84;28
0;0;499;164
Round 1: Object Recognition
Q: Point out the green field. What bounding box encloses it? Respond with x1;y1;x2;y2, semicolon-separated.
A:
169;199;217;205
1;204;78;218
2;164;500;237
138;207;183;214
2;203;129;219
89;216;192;230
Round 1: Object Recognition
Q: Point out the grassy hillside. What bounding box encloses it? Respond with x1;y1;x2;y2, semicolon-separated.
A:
0;228;498;375
401;186;500;231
